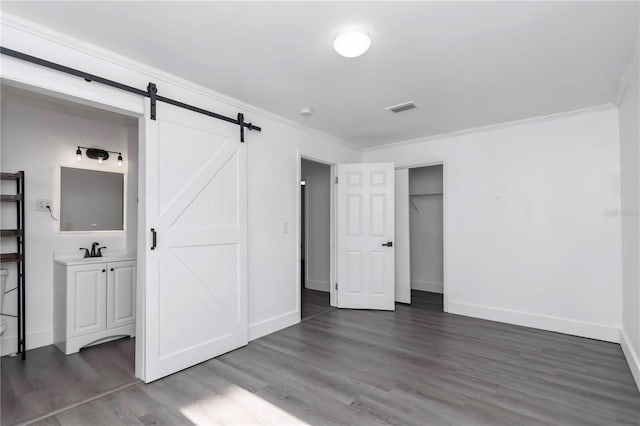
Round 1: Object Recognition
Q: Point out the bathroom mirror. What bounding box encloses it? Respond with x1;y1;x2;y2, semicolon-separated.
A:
59;167;125;232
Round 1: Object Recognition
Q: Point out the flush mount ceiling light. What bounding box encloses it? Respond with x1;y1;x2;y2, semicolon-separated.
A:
300;107;314;116
333;31;371;58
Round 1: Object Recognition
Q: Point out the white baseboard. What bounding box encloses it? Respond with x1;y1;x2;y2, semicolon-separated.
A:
249;310;300;341
448;300;620;343
305;280;330;292
621;329;640;391
411;280;443;294
0;328;53;356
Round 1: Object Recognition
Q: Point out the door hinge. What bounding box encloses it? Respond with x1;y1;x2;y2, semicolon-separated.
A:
335;177;338;184
335;282;338;290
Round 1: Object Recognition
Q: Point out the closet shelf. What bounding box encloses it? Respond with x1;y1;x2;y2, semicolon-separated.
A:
0;253;23;263
0;194;22;202
1;229;23;237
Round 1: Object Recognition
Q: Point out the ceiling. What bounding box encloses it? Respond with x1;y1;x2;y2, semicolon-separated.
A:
2;1;638;148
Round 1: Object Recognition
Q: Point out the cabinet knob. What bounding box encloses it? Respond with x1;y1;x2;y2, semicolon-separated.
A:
110;268;114;271
102;269;106;273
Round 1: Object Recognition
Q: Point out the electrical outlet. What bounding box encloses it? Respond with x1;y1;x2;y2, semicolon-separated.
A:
282;221;289;234
36;199;52;212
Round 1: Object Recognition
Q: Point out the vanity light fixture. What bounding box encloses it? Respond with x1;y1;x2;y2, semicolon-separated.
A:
75;146;124;167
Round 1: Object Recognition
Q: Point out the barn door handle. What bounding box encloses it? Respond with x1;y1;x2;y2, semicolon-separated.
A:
382;241;393;247
151;228;157;250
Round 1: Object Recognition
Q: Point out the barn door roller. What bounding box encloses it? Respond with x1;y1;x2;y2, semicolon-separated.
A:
0;47;261;143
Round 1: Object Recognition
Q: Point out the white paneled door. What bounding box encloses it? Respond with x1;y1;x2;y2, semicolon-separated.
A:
143;102;247;382
337;163;395;310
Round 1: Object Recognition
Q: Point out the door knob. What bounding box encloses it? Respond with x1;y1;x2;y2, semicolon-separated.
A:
382;241;393;247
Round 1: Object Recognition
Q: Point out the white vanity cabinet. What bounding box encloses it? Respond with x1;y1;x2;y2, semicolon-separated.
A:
54;257;136;355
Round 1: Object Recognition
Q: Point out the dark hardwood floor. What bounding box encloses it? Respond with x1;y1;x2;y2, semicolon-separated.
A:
9;291;640;425
301;288;332;320
1;337;136;426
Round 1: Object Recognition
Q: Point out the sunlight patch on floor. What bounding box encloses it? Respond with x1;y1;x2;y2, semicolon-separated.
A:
179;383;310;425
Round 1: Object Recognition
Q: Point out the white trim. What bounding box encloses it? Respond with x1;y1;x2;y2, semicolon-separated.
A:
330;165;337;307
0;328;53;356
305;280;330;293
248;310;300;341
1;12;360;153
613;40;640;106
411;280;443;294
621;329;640;391
135;114;147;381
448;300;621;343
361;103;617;152
296;149;302;323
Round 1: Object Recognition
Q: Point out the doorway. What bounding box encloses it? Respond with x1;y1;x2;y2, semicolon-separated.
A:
395;164;445;311
0;85;140;425
300;158;332;319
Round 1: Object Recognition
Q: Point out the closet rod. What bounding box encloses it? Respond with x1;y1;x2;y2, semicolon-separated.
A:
0;47;261;142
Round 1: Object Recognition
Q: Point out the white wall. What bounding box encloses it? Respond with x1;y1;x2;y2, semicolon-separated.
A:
301;159;330;292
0;14;361;346
409;166;443;293
365;107;623;342
0;89;137;355
619;48;640;389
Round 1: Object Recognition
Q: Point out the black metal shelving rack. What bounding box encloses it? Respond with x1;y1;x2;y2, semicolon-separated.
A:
0;171;26;359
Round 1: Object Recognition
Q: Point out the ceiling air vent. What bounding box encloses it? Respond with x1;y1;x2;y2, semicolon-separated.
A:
385;101;418;114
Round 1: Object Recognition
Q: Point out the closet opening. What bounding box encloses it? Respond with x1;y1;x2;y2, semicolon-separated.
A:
300;158;332;320
0;84;140;425
396;164;444;312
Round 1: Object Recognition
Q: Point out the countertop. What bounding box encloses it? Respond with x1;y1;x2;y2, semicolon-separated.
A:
54;253;136;266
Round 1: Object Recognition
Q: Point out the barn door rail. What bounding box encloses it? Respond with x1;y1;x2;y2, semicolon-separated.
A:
0;47;261;142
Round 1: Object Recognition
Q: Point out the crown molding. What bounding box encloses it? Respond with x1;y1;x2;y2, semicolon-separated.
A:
362;103;618;152
613;37;639;107
0;12;362;152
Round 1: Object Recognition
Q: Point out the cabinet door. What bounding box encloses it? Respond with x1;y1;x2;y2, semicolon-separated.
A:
107;261;136;329
69;263;107;337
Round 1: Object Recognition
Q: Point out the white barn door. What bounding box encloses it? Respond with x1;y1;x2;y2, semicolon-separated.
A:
143;102;247;382
336;163;395;310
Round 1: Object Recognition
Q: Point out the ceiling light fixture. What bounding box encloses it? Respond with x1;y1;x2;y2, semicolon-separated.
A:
333;31;371;58
300;107;314;116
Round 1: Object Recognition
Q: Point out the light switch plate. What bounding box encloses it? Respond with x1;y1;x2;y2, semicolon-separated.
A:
282;222;289;234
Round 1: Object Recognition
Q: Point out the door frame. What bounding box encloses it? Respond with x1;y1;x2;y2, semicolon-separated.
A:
0;68;149;379
297;153;338;310
395;158;449;312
